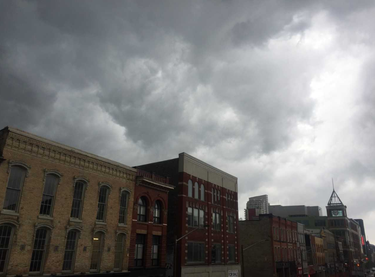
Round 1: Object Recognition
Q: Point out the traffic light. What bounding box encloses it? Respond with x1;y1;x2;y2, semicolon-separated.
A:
357;263;360;267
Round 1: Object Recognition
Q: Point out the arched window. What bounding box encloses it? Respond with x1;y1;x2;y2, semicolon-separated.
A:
188;180;193;197
153;201;162;224
62;230;79;271
40;174;59;216
3;165;27;212
96;186;110;221
30;228;50;273
90;232;104;272
194;182;199;199
119;191;129;224
114;233;126;271
200;184;205;201
70;181;86;219
137;197;147;222
0;224;15;273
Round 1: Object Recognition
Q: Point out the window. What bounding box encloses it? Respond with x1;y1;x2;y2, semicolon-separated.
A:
153;201;162;224
114;234;126;270
90;232;104;271
62;230;79;271
228;215;235;233
211;244;221;264
137;197;147;222
217;190;220;203
0;225;14;273
151;236;160;266
119;191;129;224
40;174;59;216
228;245;235;262
212;211;221;231
187;242;205;263
193;208;199;227
188;180;193;197
315;220;326;227
200;184;204;201
187;207;193;226
213;189;216;202
30;228;50;273
3;166;27;211
194;182;199;199
96;186;109;221
135;234;145;267
70;181;86;219
199;210;204;228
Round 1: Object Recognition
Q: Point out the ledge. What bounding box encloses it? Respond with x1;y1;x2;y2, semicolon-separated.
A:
1;209;19;217
38;215;53;221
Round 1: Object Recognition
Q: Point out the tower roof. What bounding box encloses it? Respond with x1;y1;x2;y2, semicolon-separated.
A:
327;189;344;206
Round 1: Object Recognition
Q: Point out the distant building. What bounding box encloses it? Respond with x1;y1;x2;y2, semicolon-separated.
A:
326;188;363;276
244;194;269;219
354;219;367;256
239;214;298;277
269;205;322;218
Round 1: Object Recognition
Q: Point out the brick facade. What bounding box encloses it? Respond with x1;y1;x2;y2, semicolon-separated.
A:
0;127;136;276
128;170;173;277
136;153;241;277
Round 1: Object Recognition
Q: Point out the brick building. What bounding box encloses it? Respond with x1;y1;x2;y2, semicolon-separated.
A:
0;127;136;275
128;169;174;277
136;153;241;277
239;214;298;277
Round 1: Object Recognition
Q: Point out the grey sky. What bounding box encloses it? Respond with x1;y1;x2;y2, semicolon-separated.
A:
1;0;375;240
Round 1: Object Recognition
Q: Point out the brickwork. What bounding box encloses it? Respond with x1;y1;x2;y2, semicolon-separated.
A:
0;127;136;276
128;172;173;276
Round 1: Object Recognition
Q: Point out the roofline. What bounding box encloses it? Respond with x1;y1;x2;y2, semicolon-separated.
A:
179;152;237;180
3;126;137;172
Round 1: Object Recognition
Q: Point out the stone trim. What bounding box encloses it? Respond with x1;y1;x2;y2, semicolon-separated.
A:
4;130;136;181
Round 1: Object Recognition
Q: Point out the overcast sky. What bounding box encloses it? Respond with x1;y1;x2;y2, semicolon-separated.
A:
1;0;375;241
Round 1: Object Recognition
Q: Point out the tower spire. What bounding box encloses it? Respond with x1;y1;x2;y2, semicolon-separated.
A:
328;179;343;206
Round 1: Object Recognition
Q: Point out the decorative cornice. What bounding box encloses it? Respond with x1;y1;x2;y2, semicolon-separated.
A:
4;131;136;181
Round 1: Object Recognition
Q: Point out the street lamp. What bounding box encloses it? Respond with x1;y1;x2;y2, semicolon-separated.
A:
173;225;209;277
241;238;270;277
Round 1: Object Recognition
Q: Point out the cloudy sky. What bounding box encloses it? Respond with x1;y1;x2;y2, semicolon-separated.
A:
1;0;375;241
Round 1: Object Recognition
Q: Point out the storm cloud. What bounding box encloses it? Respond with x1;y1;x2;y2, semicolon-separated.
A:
1;0;375;239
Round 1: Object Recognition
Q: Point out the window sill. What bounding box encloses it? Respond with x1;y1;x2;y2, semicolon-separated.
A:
95;221;107;225
1;210;19;217
69;218;82;223
38;215;53;221
118;223;128;227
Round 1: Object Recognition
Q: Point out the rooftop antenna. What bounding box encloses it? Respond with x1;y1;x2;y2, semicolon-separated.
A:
332;178;335;191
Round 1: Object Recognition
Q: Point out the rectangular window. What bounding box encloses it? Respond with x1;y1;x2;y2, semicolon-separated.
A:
213;211;221;231
187;207;193;227
135;234;145;267
187;242;205;263
151;236;160;266
96;187;109;221
228;215;234;233
30;228;50;272
211;244;221;264
228;245;235;262
70;182;85;219
114;234;126;270
3;166;27;212
62;230;78;271
118;191;129;224
199;210;204;228
193;208;199;227
40;174;59;216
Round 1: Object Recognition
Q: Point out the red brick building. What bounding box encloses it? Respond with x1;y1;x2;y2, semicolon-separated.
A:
239;214;299;277
136;153;241;277
128;169;173;277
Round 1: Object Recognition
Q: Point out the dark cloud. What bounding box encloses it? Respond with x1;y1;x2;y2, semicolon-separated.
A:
1;0;375;238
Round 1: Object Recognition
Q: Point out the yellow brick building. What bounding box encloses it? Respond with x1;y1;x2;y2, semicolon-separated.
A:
0;127;136;276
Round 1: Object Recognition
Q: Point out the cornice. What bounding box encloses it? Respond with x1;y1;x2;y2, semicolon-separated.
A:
4;130;136;181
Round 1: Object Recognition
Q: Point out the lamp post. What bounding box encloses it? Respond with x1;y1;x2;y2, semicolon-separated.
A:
173;225;209;277
241;238;270;277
